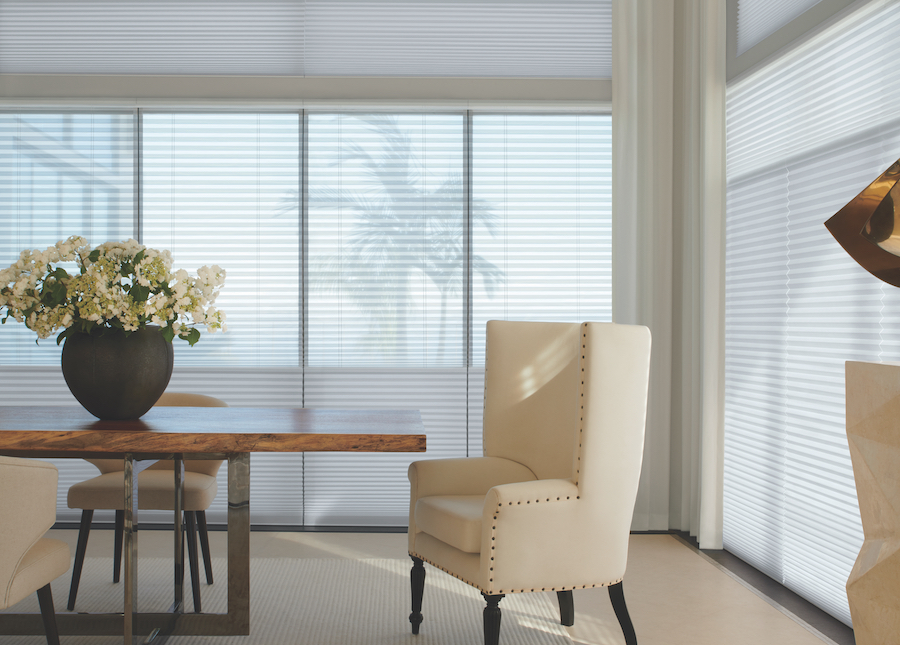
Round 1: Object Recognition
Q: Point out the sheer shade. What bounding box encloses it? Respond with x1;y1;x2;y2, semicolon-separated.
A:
142;112;301;367
470;114;613;364
725;0;900;626
0;108;612;526
0;111;134;366
735;0;824;55
0;0;612;78
0;1;304;76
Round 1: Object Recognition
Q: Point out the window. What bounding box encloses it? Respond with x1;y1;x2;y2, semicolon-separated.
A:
725;0;900;626
0;108;612;526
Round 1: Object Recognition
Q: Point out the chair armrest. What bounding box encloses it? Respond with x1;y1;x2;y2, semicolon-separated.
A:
0;456;59;596
409;456;536;500
408;456;536;552
480;478;630;593
484;478;580;507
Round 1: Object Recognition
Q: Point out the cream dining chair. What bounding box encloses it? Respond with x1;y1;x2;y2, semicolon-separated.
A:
407;321;651;645
66;391;227;613
0;456;71;645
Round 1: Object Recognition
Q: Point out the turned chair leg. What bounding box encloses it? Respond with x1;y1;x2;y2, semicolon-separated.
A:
557;590;574;626
410;556;425;634
196;510;214;584
113;509;124;583
608;581;637;645
185;510;202;612
37;583;60;645
66;509;93;610
482;593;505;645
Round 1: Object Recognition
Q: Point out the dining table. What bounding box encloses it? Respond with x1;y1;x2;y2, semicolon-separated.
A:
0;405;426;645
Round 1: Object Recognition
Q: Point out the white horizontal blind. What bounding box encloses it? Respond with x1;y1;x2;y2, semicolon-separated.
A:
0;0;611;78
470;114;613;365
142;112;301;367
306;113;465;367
0;111;135;366
725;0;900;625
0;108;613;528
736;0;825;55
0;1;304;75
304;0;612;78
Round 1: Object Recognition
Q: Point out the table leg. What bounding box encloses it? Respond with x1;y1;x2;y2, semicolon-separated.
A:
173;456;185;613
123;454;139;645
227;453;251;634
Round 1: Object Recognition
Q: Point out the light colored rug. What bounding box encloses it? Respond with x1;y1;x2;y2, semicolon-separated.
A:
3;558;572;644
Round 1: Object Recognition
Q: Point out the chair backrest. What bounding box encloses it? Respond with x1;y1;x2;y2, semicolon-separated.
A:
87;392;228;476
482;320;651;514
483;321;582;480
0;456;59;608
577;322;651;531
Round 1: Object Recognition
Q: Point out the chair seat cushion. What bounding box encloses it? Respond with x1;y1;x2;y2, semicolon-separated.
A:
4;537;70;609
415;495;484;554
67;470;217;511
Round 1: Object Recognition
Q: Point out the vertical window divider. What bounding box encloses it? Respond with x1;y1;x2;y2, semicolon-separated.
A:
301;109;308;527
464;110;474;456
134;108;142;242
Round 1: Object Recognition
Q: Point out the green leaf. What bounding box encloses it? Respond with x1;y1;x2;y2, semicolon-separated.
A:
130;283;150;303
87;250;100;263
133;249;145;265
161;325;175;343
183;327;201;347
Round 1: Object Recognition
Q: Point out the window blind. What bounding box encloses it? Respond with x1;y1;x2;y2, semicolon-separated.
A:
142;112;302;368
0;0;611;79
725;0;900;625
0;111;134;366
0;107;612;527
735;0;825;55
304;0;612;78
470;114;613;365
0;1;304;76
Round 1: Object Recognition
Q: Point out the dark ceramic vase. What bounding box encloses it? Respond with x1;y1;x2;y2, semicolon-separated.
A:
61;326;174;420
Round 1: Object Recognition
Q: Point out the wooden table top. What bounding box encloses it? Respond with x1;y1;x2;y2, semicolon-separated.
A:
0;406;426;457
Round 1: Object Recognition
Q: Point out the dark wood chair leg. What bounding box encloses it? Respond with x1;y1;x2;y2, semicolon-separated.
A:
410;556;425;634
196;510;214;584
113;509;124;583
185;510;202;612
608;581;637;645
66;509;93;611
482;593;504;645
557;589;574;626
37;583;60;645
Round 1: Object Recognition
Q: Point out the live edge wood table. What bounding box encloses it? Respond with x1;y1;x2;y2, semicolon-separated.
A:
0;406;426;645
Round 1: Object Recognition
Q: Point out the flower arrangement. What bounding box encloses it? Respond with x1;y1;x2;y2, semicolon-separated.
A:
0;236;226;346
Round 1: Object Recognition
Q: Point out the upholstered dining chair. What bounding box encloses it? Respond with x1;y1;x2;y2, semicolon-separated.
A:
0;456;72;645
66;391;227;613
407;321;651;645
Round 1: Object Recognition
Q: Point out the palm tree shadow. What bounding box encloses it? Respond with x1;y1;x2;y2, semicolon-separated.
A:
279;114;504;362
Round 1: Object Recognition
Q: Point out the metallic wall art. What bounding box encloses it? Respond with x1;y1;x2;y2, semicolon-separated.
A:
825;159;900;287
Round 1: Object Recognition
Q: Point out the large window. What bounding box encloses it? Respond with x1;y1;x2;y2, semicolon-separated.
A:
724;0;900;626
0;108;612;526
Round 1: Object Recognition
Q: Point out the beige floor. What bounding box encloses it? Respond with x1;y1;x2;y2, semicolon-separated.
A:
45;529;836;645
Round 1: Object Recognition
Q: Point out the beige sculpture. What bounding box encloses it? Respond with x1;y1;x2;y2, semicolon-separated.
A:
845;361;900;644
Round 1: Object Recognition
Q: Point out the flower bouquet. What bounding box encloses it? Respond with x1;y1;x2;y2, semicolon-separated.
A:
0;235;226;345
0;236;227;419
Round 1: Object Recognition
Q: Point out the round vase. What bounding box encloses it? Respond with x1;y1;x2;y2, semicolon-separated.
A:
61;326;174;420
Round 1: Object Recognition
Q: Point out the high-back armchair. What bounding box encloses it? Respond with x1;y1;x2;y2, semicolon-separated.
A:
407;321;651;645
0;456;71;645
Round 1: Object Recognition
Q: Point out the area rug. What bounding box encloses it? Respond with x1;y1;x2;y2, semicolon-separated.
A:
2;558;572;644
